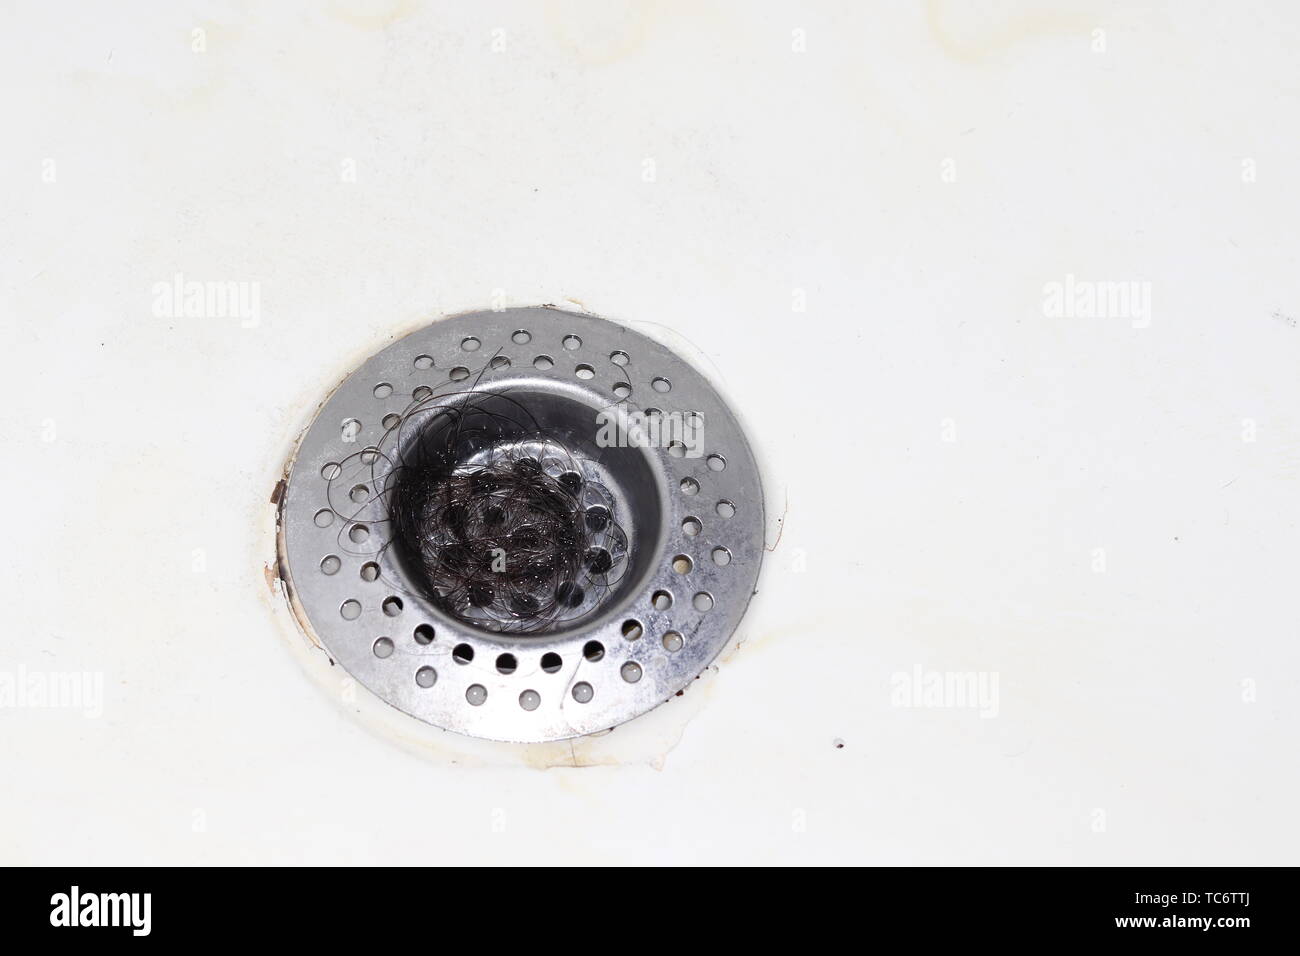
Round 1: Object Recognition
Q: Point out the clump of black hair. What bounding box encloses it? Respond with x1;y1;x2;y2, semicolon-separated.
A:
386;389;627;633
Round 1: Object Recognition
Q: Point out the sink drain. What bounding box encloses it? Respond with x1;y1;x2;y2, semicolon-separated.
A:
276;307;763;742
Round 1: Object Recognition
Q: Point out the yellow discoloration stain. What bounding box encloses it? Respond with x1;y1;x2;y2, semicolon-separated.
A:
926;0;1098;64
329;0;421;30
544;0;656;67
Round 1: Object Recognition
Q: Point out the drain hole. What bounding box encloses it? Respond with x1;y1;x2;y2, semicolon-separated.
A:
585;506;610;532
449;366;470;381
461;336;481;351
413;385;432;401
415;666;438;688
350;483;369;503
651;590;672;610
340;600;361;620
382;596;403;617
572;681;594;703
693;592;714;612
382;413;401;429
466;684;487;705
541;652;562;673
651;377;671;393
716;500;735;518
575;363;594;379
610;350;629;366
584;547;612;574
707;454;726;472
621;619;643;641
662;630;683;652
680;477;699;496
712;546;731;567
414;354;434;370
384;374;659;637
490;355;510;370
453;643;474;664
519;689;541;710
373;383;393;399
341;418;361;442
360;561;380;581
620;661;642;683
321;462;342;480
682;517;701;537
583;640;605;662
320;555;341;575
314;509;333;528
533;354;554;370
373;637;394;658
414;624;435;644
613;382;631;399
667;441;686;458
512;329;531;344
496;653;517;674
672;554;693;574
348;524;369;544
562;334;582;350
556;581;585;607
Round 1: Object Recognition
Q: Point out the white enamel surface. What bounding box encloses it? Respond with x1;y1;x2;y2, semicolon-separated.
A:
3;1;1297;864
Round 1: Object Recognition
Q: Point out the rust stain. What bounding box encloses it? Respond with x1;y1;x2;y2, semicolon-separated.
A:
271;465;325;652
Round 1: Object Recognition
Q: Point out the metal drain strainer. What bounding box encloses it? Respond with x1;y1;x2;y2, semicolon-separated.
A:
277;307;763;742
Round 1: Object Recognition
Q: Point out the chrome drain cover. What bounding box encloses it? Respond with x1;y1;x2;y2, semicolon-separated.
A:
277;307;763;742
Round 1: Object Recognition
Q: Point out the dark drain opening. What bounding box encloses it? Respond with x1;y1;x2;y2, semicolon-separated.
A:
388;385;662;636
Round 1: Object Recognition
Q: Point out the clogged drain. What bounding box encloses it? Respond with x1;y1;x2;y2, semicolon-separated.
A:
277;307;763;743
386;396;632;633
